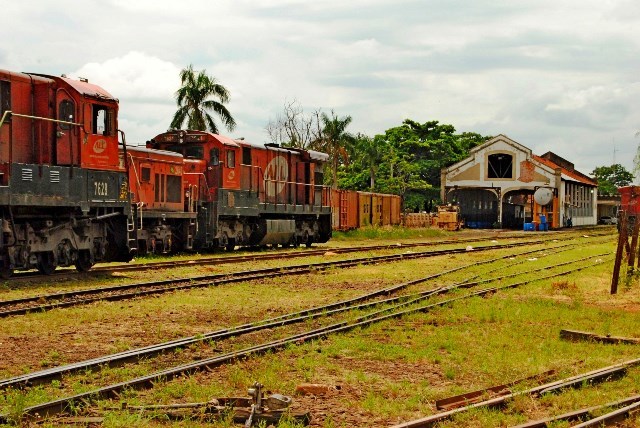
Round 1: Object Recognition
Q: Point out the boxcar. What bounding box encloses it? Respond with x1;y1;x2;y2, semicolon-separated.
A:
330;190;401;231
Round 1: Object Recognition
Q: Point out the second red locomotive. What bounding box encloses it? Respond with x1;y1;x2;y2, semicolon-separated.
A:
140;130;332;252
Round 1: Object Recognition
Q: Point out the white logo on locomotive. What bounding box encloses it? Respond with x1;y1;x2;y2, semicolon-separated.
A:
264;156;288;197
93;139;107;154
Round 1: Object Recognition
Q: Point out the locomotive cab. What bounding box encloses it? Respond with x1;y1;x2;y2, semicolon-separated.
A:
0;70;131;277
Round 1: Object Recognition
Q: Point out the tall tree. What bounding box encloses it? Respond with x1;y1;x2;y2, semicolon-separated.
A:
319;111;354;188
265;99;322;149
591;164;634;196
170;64;236;133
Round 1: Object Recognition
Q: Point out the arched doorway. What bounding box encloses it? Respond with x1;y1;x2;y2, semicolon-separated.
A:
448;188;499;229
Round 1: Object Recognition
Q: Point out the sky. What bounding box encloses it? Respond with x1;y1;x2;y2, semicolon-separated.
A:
2;0;639;178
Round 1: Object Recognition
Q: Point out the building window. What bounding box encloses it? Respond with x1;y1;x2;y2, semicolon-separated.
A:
487;153;513;178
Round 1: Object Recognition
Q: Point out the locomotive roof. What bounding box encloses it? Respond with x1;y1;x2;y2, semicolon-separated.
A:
153;130;329;161
238;140;329;161
31;73;117;102
121;144;184;158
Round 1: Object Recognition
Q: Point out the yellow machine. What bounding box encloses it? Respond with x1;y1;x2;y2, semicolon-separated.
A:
436;205;463;231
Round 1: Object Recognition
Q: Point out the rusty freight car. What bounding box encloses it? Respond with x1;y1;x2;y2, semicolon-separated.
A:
330;189;401;231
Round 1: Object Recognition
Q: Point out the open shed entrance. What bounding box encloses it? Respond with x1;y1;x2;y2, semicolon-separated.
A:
501;190;534;229
448;189;498;229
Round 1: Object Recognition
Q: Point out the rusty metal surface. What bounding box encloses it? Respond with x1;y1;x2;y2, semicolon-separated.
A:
611;211;629;294
572;400;640;427
560;329;640;345
512;394;640;428
435;370;556;411
390;358;640;428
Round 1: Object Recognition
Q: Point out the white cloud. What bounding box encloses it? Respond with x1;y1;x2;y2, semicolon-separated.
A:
0;0;639;176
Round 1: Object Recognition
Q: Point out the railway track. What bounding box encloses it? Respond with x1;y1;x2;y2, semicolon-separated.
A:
6;236;498;282
0;242;584;391
0;239;610;423
6;228;611;282
0;239;563;318
392;357;640;428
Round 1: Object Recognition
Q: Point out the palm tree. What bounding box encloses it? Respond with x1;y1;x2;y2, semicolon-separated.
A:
360;134;384;190
320;111;353;188
170;64;236;133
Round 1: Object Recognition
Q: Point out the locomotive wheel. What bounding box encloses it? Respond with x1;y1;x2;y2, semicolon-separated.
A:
75;250;93;273
225;238;236;252
0;267;12;280
36;252;57;275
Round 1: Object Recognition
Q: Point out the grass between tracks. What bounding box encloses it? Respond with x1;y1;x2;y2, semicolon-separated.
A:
2;227;640;427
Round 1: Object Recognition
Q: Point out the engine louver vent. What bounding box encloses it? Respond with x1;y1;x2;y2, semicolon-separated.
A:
21;168;33;181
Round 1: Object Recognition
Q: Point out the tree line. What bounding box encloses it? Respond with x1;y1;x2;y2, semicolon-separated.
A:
169;64;636;208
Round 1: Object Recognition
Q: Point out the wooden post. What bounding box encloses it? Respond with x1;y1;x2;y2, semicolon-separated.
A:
611;211;628;294
629;218;640;272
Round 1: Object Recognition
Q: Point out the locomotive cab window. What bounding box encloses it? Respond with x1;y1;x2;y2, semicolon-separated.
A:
209;148;219;166
58;100;75;130
0;81;10;120
242;147;251;165
226;150;235;168
165;145;203;159
184;145;203;159
92;105;115;136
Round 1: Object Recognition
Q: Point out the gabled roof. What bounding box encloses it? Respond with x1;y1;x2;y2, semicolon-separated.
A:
533;155;597;187
469;134;533;156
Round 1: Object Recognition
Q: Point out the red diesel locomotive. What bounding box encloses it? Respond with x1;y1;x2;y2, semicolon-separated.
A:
0;69;331;277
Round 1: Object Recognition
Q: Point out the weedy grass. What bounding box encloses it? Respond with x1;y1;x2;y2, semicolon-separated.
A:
1;229;634;427
332;226;446;242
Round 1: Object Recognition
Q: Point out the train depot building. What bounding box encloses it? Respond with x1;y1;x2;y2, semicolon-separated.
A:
440;135;597;230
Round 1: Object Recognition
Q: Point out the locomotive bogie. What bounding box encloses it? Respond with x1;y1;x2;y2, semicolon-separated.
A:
0;207;110;274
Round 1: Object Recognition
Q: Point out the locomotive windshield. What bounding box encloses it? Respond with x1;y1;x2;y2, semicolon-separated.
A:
165;144;204;159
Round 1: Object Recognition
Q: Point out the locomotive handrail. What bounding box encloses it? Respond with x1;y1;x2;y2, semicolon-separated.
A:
126;152;143;202
184;172;211;200
0;111;83;168
126;152;144;229
262;176;330;207
0;111;82;128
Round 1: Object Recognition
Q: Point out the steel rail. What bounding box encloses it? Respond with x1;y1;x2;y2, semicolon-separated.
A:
3;253;609;423
0;239;559;317
6;236;508;281
0;242;582;391
512;395;640;427
571;400;640;427
391;356;639;428
7;229;612;281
